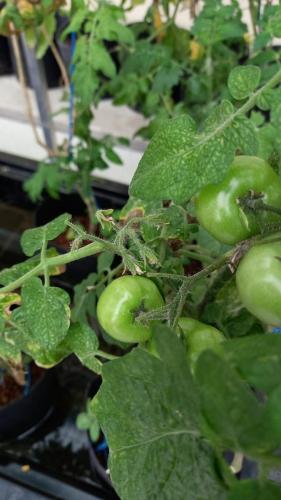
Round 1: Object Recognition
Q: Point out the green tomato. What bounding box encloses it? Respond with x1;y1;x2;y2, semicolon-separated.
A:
178;317;225;367
236;242;281;326
195;156;281;245
97;276;164;343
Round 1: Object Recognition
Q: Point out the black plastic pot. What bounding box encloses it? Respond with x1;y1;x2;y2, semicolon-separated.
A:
0;36;13;76
0;368;57;442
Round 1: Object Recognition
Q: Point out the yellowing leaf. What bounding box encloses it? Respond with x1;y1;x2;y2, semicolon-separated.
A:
190;40;204;61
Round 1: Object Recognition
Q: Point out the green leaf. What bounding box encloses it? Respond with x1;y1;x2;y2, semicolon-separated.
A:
104;147;122;165
250;111;265;127
76;412;91;430
91;41;116;78
36;14;56;59
89;422;100;441
268;7;281;38
223;334;281;393
97;252;114;275
72;272;98;323
73;62;99;107
196;351;264;452
228;480;281;499
94;4;134;45
66;322;101;373
152;62;182;93
21;213;71;257
93;326;227;500
8;307;70;367
0;331;21;364
192;1;246;45
61;8;88;39
24;160;70;202
25;27;37;48
32;344;69;368
228;65;261;100
129;103;257;203
262;385;281;450
22;277;70;349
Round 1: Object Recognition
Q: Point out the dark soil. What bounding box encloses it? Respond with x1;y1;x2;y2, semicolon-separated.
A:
0;365;43;408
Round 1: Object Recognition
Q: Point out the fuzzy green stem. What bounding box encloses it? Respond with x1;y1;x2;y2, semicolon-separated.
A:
40;233;49;288
170;253;229;327
87;263;123;292
0;241;105;294
180;249;214;264
201;66;281;148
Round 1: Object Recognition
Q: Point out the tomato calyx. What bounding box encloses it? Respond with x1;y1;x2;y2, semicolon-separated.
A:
132;300;147;322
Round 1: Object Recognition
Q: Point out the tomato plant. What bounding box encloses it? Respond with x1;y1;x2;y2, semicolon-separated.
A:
97;276;164;343
2;2;281;499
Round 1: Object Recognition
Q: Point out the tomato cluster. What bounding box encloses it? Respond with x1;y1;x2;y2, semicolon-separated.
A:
195;155;281;327
195;156;281;245
97;156;281;366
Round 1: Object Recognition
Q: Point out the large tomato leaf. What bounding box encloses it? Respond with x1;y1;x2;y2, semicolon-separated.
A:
223;334;281;393
129;102;257;203
196;350;281;454
93;326;227;500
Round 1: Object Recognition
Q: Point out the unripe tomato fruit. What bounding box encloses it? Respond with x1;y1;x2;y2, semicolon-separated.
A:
146;317;225;367
178;317;225;368
236;242;281;326
195;156;281;245
97;276;164;343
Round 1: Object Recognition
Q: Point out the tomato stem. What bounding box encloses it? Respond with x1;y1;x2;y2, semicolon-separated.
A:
96;350;118;361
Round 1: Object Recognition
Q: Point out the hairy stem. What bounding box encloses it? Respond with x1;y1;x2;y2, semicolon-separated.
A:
40;232;49;287
201;65;281;149
0;241;105;294
170;253;229;327
96;350;118;361
87;263;123;292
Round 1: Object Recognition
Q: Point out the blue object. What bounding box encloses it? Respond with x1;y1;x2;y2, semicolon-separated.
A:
23;365;32;397
272;327;281;334
96;439;108;452
68;32;77;158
